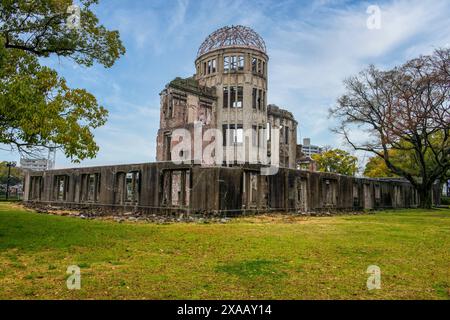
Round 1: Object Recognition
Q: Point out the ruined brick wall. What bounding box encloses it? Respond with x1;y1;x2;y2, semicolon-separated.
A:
156;79;217;162
24;163;438;216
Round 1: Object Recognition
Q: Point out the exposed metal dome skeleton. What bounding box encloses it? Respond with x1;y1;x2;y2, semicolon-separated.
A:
197;25;267;58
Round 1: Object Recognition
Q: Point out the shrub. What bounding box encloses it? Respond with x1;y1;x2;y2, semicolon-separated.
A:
441;197;450;206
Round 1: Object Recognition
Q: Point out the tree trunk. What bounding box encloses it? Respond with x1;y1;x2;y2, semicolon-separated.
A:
418;187;433;209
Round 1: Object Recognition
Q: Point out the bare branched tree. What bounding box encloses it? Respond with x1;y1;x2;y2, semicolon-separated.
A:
331;48;450;208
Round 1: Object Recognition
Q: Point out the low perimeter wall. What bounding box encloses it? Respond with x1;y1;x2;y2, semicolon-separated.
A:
23;162;439;216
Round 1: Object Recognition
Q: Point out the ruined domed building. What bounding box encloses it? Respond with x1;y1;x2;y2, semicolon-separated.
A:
157;26;297;168
23;26;439;216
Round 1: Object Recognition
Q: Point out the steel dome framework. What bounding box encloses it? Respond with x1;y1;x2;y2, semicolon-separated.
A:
197;25;267;58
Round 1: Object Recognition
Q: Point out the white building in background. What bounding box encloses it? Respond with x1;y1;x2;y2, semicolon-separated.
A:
20;147;56;171
20;158;54;171
301;138;323;157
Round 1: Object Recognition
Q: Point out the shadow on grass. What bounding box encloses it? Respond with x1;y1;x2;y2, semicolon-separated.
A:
0;206;155;252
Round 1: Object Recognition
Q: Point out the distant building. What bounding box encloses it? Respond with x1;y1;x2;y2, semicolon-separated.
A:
20;158;54;171
301;138;323;158
296;145;317;171
20;147;56;171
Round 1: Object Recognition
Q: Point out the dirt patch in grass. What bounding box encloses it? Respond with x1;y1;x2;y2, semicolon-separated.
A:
236;214;344;225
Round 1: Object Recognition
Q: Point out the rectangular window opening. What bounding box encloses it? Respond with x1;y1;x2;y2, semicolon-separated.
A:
223;125;244;146
258;89;262;109
233;86;243;108
224;56;230;72
238;55;244;71
285;127;290;145
231;56;237;71
207;60;212;74
252;57;257;73
223;87;229;108
126;171;140;203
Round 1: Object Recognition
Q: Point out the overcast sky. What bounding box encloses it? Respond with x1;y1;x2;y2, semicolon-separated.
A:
1;0;449;169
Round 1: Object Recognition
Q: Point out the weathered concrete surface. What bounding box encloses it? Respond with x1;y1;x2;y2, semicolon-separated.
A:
23;163;439;217
157;43;298;169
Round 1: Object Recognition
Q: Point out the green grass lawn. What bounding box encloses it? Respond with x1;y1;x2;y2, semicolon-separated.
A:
0;202;448;300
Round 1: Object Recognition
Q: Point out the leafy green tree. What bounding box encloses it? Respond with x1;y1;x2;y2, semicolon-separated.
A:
364;155;396;178
312;149;358;176
0;0;125;162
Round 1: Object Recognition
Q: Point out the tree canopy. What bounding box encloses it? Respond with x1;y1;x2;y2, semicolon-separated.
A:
0;0;125;162
331;48;450;208
312;148;358;176
364;154;397;178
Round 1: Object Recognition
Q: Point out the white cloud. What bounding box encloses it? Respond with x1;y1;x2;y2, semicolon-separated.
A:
265;0;450;146
168;0;190;32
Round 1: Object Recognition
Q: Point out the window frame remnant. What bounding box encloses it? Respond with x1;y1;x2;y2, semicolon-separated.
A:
235;86;243;108
163;94;174;119
54;175;69;201
224;86;243;108
224;56;230;72
223;87;229;108
374;184;381;206
262;91;266;110
30;176;44;200
162;169;191;208
125;171;140;204
257;89;262;109
252;56;265;76
284;126;290;145
237;55;244;71
297;178;307;212
230;86;236;108
231;56;237;71
206;58;217;74
114;172;125;205
224;55;244;72
223;124;244;146
324;179;337;207
252;57;257;73
375;184;381;199
80;173;100;203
